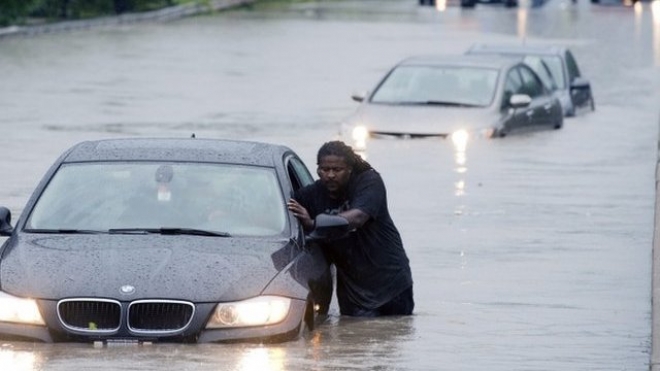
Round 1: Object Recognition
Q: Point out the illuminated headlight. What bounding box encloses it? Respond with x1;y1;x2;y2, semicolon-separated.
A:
351;126;369;150
0;291;46;326
450;129;469;151
206;296;291;329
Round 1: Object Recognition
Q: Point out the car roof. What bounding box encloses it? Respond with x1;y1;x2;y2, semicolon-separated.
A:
396;54;520;70
467;43;568;57
60;137;293;167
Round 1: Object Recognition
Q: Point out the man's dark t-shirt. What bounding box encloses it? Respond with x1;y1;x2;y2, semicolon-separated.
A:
294;169;413;311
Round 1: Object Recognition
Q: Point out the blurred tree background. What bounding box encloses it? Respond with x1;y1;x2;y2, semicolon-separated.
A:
0;0;179;27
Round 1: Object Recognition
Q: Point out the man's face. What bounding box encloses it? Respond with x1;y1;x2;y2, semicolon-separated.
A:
317;155;352;195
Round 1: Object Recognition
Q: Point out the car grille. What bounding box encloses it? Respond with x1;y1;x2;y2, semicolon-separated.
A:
57;299;195;335
128;300;195;334
58;299;121;332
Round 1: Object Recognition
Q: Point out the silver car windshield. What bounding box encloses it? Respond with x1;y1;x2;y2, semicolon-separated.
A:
26;162;287;237
370;65;499;107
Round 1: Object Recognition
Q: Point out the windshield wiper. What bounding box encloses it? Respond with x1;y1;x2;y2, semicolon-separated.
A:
25;229;107;234
423;101;479;107
108;228;231;237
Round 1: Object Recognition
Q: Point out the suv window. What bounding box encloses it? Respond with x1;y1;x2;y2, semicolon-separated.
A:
564;50;581;83
518;66;545;98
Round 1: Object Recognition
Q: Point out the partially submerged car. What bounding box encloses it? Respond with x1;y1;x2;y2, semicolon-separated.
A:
0;138;349;343
419;0;517;8
466;43;595;117
340;55;563;151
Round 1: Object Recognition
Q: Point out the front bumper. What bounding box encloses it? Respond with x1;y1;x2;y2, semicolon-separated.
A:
0;299;307;343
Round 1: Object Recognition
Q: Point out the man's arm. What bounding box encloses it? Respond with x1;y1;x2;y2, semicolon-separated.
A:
339;208;370;230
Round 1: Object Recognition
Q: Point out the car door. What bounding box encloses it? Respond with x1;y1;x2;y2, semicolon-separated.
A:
517;65;556;128
500;67;530;135
564;50;591;110
284;154;332;314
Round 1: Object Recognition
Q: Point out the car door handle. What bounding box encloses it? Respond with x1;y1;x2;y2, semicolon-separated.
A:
526;111;534;117
544;104;553;110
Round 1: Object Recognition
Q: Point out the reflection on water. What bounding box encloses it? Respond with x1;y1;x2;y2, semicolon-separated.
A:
653;0;660;66
237;347;285;371
0;312;417;370
0;348;40;371
453;135;468;197
454;179;466;196
317;315;417;368
632;1;660;66
517;5;528;40
635;1;643;38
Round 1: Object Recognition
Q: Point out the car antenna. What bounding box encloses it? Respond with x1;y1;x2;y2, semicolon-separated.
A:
191;133;196;138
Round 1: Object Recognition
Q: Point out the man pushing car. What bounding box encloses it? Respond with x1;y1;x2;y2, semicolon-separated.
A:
287;140;414;317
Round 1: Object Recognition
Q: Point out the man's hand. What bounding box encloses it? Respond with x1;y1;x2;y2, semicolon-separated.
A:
287;199;314;231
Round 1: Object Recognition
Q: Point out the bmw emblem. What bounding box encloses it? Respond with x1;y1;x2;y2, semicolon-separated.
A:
120;285;136;295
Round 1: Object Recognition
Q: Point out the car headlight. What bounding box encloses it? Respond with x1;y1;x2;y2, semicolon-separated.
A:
351;125;369;150
0;291;46;326
206;296;291;329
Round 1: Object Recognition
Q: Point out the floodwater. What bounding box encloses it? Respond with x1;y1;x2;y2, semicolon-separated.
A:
1;0;660;369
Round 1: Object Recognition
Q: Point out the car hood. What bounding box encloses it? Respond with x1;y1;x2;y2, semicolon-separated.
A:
345;103;497;136
0;234;296;302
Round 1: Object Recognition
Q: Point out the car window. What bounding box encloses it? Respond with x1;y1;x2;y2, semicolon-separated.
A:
370;65;499;107
503;68;523;108
26;162;287;236
564;50;581;82
522;56;557;91
518;66;545;98
538;55;566;90
287;156;314;191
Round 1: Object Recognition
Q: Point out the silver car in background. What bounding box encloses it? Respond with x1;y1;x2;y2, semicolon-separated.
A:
340;55;563;151
465;43;596;117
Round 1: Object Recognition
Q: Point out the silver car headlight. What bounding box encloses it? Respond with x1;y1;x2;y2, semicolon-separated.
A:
351;125;369;150
450;129;469;151
206;296;291;329
0;291;46;326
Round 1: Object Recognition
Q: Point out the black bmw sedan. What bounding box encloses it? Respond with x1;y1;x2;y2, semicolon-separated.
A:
0;138;346;343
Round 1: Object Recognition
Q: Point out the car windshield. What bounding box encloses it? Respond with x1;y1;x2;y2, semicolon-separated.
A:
370;65;499;107
25;162;287;237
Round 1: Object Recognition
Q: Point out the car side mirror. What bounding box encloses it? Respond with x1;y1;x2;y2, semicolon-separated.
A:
0;207;13;236
570;77;590;90
306;214;350;242
509;94;532;109
351;90;367;103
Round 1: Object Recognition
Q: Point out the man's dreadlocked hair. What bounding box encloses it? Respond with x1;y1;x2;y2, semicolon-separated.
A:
317;140;374;175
